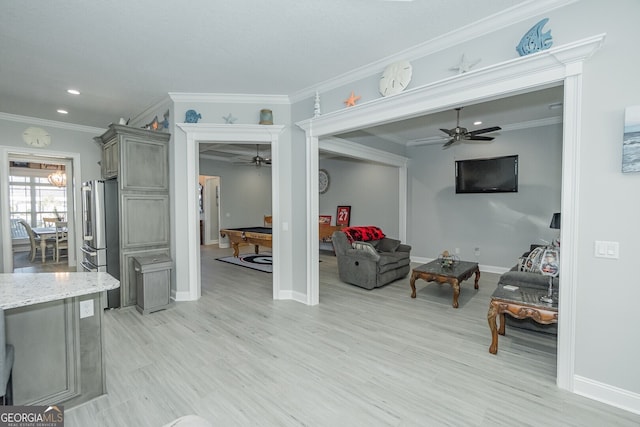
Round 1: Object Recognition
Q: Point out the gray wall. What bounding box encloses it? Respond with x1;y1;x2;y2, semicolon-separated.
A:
568;0;640;395
199;158;272;229
292;0;640;403
407;124;562;268
319;158;400;238
0;118;103;183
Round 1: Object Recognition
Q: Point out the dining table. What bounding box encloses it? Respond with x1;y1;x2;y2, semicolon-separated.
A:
31;226;59;263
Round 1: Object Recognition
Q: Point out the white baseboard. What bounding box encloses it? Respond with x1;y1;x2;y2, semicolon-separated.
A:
172;290;196;302
276;290;308;305
574;375;640;415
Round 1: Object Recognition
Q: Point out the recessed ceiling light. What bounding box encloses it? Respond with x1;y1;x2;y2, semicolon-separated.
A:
57;109;68;114
473;121;482;125
67;89;80;95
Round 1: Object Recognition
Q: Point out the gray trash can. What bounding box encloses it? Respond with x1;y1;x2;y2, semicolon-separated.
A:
133;255;174;315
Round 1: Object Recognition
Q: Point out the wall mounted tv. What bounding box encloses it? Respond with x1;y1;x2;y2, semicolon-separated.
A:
455;155;518;194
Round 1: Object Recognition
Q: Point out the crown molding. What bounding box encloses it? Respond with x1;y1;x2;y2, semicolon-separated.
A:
199;153;233;163
0;112;105;134
289;0;578;103
320;137;409;168
129;95;172;126
297;34;605;138
169;92;290;105
176;123;286;142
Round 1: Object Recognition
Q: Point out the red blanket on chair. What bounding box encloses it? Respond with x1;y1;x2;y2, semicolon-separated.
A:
342;226;385;242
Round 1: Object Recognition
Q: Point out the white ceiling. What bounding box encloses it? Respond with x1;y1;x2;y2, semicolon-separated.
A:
1;0;564;159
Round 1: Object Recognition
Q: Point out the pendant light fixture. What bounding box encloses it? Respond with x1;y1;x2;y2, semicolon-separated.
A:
48;166;67;187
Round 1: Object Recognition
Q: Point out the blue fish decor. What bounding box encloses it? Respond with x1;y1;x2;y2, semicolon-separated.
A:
185;109;202;123
516;18;553;56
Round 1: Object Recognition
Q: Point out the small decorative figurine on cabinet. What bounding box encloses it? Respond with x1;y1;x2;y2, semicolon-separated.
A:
259;109;273;125
185;109;202;123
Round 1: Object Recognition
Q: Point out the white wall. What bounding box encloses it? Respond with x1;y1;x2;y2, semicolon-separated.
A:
407;124;562;268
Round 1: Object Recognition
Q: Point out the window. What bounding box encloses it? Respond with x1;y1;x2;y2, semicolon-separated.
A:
9;172;67;227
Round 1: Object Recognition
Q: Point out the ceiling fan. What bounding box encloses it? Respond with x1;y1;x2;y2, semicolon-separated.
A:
234;144;271;167
440;107;501;148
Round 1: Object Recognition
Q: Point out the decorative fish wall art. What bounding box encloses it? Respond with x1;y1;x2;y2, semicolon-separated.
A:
185;109;202;123
516;18;553;56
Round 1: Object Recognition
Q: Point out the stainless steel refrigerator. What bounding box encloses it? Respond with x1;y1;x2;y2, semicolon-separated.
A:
81;179;120;308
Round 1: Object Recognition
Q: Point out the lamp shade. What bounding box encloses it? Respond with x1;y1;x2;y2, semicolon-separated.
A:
549;212;561;229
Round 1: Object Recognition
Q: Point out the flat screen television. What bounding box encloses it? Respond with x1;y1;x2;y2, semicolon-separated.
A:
455;155;518;194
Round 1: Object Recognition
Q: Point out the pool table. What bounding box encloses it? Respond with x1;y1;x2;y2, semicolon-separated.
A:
220;226;272;257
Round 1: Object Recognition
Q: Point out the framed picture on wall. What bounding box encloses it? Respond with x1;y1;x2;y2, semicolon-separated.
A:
336;206;351;226
623;105;640;172
319;215;332;225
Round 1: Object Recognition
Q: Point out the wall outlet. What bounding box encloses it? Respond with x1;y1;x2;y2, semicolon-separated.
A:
474;247;480;257
80;300;94;319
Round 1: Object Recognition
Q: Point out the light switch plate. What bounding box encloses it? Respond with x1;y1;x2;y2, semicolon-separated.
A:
594;240;619;259
80;299;94;318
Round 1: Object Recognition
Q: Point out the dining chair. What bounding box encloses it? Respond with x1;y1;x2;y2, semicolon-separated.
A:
17;219;52;262
43;217;58;227
54;221;69;263
0;308;14;405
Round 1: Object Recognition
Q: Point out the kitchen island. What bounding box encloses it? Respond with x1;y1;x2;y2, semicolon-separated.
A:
0;272;119;407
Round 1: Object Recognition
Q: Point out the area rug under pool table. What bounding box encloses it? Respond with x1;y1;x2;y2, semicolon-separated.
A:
216;253;272;273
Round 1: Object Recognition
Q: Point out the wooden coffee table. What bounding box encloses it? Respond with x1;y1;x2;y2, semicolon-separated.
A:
410;260;480;308
487;284;558;354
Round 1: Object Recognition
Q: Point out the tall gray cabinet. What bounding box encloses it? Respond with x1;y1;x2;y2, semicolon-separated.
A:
95;124;171;307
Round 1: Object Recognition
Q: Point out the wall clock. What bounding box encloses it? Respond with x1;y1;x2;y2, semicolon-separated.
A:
22;127;51;148
379;60;413;97
319;169;330;194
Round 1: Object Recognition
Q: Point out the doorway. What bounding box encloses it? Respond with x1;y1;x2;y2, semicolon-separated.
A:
1;148;81;273
175;123;284;302
300;35;605;392
199;175;220;246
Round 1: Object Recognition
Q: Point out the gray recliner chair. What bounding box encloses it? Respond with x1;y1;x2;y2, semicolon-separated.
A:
331;231;412;290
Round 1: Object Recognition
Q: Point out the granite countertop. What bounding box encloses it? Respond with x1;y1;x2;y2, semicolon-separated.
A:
0;272;120;310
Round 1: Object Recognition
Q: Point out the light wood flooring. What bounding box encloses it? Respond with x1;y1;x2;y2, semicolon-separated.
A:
65;245;640;426
12;250;75;273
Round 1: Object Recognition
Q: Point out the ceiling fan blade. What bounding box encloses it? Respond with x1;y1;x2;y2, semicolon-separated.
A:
468;126;501;136
440;128;455;136
466;135;495;141
442;139;456;148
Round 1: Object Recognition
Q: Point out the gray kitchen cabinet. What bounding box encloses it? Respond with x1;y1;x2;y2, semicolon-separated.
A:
101;138;119;179
95;124;171;307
